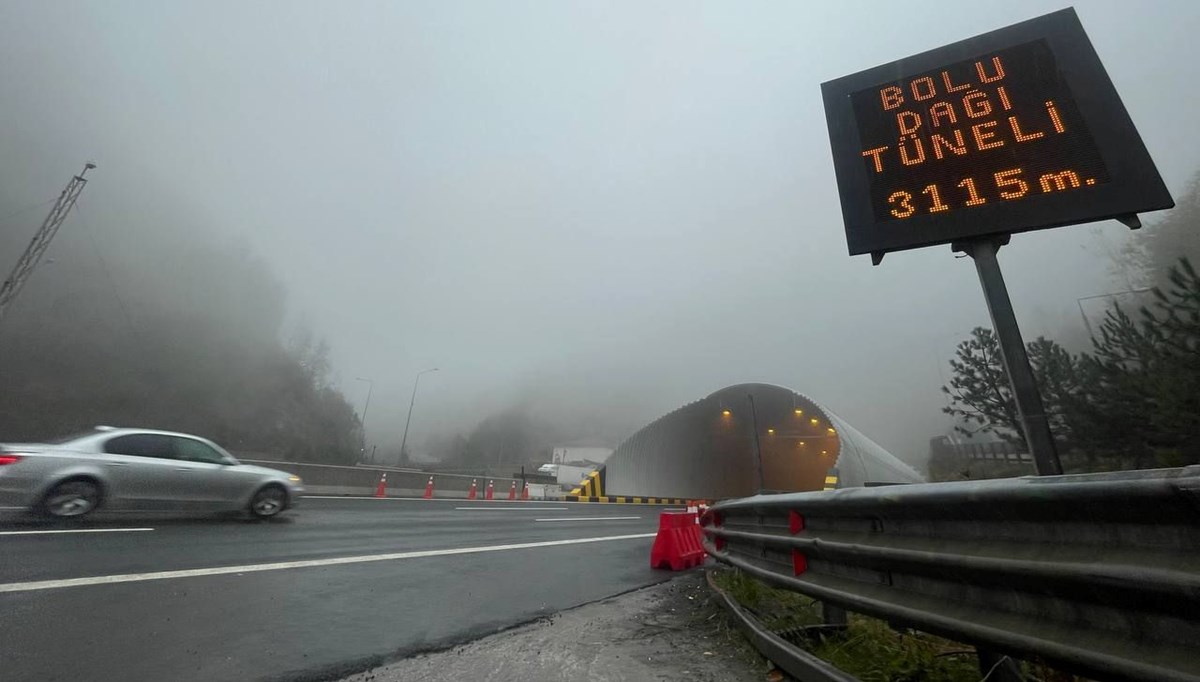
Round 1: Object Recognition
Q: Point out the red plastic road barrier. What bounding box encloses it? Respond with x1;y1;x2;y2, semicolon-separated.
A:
485;480;494;500
650;510;707;571
507;481;517;501
467;479;478;500
521;483;530;500
374;472;387;499
423;476;434;499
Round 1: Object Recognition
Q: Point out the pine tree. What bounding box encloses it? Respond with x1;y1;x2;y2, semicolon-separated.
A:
941;327;1024;445
942;329;1084;451
1085;258;1200;465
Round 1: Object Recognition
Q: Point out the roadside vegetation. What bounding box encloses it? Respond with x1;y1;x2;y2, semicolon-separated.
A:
711;569;980;681
710;568;1093;682
934;175;1200;479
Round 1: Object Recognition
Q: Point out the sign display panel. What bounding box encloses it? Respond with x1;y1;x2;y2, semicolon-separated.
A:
822;8;1172;260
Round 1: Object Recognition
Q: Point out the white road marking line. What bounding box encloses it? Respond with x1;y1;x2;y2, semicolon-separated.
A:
305;496;440;501
0;528;154;536
0;533;656;594
455;506;569;511
535;517;641;522
305;496;561;504
301;496;673;506
0;506;27;511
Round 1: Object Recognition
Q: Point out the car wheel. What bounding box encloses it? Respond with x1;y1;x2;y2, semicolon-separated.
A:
40;479;102;519
249;485;287;519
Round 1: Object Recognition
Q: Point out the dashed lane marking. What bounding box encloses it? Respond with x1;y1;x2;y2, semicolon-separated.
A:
0;533;656;593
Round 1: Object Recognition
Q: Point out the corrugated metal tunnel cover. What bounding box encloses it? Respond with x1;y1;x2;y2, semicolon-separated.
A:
594;383;923;500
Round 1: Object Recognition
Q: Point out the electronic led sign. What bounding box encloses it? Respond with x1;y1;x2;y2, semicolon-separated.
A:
822;8;1173;261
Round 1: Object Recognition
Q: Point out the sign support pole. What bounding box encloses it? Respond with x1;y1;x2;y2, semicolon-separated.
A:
955;236;1063;476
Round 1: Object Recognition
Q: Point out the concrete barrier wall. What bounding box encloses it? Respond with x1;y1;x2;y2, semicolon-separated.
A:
241;459;528;499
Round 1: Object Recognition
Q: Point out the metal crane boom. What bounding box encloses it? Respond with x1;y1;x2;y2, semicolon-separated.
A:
0;163;96;324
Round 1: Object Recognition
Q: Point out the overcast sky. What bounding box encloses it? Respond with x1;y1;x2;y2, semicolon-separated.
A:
2;0;1198;465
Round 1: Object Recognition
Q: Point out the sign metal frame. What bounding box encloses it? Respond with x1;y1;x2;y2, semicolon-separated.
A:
822;7;1173;263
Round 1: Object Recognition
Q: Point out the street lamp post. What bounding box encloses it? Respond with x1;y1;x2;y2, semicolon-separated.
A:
355;377;374;460
399;367;438;466
1076;288;1153;338
747;393;766;494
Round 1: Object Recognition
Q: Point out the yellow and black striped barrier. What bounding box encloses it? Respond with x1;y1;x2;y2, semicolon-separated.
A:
573;467;606;498
567;466;694;503
823;467;840;491
563;495;691;504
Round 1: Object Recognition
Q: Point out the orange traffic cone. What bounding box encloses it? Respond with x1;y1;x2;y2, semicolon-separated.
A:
507;481;517;500
521;482;530;500
374;472;387;498
485;480;494;500
423;476;434;499
467;479;478;500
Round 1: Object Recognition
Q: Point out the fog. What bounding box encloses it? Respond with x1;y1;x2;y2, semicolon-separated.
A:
2;0;1198;467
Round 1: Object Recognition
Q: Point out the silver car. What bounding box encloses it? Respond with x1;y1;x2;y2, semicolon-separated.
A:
0;426;304;519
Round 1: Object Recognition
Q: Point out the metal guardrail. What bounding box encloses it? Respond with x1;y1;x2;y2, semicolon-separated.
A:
701;466;1200;682
705;570;858;682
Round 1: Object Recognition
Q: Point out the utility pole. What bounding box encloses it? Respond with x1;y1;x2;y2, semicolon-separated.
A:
0;163;97;325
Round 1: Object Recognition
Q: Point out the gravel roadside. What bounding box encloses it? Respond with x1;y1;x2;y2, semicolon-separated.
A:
338;570;774;682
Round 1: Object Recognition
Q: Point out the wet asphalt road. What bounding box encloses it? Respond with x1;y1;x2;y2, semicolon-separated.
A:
0;497;671;681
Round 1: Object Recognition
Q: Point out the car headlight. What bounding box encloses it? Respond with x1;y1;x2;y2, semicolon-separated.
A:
288;475;302;483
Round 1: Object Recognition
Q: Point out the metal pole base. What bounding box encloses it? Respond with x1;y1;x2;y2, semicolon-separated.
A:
953;237;1063;476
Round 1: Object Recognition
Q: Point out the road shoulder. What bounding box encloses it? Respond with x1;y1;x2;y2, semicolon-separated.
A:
337;570;769;682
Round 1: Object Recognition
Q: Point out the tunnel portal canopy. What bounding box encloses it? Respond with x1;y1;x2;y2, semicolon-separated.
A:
573;383;923;501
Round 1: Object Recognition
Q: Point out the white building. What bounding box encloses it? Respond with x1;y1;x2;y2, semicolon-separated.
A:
551;445;613;465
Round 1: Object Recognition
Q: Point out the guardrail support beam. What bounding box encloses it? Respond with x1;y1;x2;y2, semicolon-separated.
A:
977;650;1024;682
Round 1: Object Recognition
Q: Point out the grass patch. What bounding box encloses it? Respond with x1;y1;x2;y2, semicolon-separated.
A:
712;569;979;681
711;567;824;632
812;615;978;682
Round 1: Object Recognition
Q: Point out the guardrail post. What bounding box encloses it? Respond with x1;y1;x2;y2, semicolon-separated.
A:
977;650;1024;682
821;602;848;629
